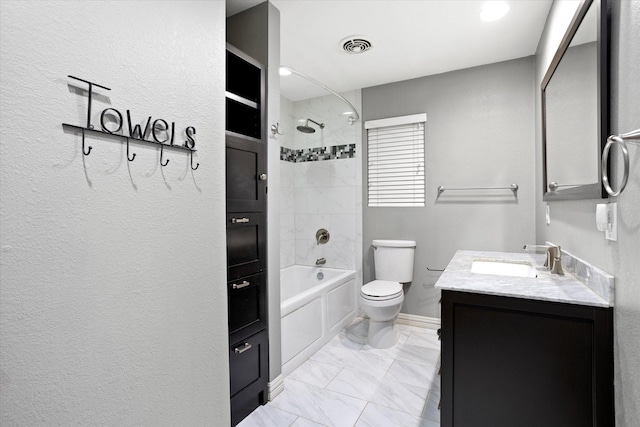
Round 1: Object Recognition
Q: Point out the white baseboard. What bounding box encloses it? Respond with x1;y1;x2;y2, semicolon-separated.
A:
268;374;284;401
397;313;441;330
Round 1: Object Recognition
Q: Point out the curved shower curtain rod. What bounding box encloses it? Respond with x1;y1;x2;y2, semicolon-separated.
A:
280;66;360;125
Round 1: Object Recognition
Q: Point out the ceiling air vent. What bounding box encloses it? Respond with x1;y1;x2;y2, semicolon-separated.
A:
340;36;373;54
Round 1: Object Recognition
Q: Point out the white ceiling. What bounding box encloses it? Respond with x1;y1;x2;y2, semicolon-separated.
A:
229;0;554;101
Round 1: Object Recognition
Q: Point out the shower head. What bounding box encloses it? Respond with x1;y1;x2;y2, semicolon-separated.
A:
297;119;325;134
296;123;315;133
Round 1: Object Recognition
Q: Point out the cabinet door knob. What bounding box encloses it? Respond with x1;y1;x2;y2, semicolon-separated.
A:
231;217;250;224
259;173;267;181
234;343;252;354
232;280;251;290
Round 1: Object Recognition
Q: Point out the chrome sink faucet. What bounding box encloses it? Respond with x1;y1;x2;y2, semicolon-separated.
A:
523;244;564;275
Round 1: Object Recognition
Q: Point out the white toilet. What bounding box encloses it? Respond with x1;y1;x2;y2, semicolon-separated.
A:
360;239;416;349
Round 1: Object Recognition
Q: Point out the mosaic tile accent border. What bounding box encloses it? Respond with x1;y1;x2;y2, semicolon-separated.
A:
280;144;356;163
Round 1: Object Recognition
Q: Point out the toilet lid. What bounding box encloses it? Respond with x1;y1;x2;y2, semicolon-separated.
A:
361;280;403;300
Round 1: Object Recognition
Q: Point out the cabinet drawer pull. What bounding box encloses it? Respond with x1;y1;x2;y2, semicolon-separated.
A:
258;173;267;181
231;217;250;224
234;343;252;354
232;280;251;290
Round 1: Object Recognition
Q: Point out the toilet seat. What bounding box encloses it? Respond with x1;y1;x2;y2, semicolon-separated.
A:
361;280;403;301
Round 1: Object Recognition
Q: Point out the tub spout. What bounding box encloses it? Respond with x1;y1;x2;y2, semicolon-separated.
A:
315;258;326;266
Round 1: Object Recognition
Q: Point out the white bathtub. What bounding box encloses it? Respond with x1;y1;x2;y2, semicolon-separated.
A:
280;265;357;376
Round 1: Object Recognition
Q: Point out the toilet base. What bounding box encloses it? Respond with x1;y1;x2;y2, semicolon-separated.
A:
367;318;399;349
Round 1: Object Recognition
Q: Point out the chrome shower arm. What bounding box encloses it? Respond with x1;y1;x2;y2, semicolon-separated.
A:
307;118;325;129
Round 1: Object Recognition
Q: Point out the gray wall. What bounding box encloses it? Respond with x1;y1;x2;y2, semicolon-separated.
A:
535;1;640;424
362;57;536;318
227;1;283;382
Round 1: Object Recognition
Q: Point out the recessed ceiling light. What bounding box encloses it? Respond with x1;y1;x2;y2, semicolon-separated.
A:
279;67;292;76
342;111;353;115
480;1;510;22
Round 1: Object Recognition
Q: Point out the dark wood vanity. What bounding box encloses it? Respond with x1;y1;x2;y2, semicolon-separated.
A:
440;290;613;427
436;249;614;426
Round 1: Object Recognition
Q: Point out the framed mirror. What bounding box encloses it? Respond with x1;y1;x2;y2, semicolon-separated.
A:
541;0;608;200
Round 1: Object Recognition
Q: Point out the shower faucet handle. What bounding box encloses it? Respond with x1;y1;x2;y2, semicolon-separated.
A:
316;229;330;245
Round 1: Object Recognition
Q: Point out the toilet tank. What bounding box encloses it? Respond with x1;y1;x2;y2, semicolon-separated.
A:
372;239;416;283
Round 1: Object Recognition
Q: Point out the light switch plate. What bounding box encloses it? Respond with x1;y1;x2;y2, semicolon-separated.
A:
605;203;617;241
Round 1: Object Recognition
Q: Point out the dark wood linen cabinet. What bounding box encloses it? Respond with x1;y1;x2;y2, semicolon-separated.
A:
225;44;268;426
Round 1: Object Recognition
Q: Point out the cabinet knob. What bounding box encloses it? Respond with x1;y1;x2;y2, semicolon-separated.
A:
259;173;267;181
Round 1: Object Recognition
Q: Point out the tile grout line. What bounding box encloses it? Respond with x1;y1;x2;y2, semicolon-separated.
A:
352;401;371;427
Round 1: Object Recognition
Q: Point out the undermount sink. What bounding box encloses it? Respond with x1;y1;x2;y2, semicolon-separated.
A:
471;259;538;278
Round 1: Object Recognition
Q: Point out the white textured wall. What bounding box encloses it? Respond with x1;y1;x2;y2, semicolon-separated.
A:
0;1;229;425
535;1;640;424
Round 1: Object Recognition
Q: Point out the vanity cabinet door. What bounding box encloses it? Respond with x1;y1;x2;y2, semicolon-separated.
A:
440;290;613;427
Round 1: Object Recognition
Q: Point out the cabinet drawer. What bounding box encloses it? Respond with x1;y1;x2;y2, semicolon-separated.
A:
229;329;269;398
229;329;269;426
227;213;266;279
228;272;267;342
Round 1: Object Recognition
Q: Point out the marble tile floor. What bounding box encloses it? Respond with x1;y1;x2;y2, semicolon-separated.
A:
238;317;441;427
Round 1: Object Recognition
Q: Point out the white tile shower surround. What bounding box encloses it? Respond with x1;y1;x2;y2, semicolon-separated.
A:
238;318;441;427
279;90;363;273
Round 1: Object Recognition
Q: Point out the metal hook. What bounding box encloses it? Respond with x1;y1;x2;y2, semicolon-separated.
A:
190;150;199;170
160;144;169;167
81;128;92;155
270;122;284;136
126;138;136;161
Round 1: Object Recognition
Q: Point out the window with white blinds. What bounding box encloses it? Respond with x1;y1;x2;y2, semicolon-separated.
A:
366;114;426;207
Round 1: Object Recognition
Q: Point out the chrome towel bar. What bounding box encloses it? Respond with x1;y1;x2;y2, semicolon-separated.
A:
437;184;519;194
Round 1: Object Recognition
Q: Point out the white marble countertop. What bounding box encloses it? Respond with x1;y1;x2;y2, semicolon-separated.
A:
435;250;612;308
